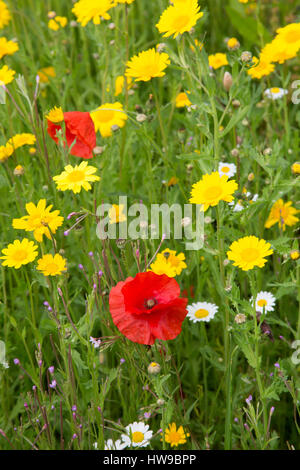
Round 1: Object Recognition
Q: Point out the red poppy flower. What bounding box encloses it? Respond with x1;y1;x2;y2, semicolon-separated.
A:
47;111;96;159
109;272;188;345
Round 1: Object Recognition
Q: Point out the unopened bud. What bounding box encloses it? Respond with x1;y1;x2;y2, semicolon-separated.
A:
148;362;161;375
241;51;252;62
231;148;239;158
223;72;233;92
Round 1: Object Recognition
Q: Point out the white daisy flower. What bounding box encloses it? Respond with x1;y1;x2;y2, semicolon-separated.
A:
264;87;288;100
218;162;237;178
187;302;218;323
250;291;276;313
121;422;153;448
104;439;127;450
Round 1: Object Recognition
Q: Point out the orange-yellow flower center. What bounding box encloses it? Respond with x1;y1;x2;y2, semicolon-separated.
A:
68;170;84;183
284;30;300;44
172;15;189;31
13;249;28;262
132;431;144;443
241;248;259;263
167;431;181;444
205;186;223;200
195;308;209;319
270;87;280;94
45;262;59;274
222;166;230;173
95;110;115;122
257;299;267;307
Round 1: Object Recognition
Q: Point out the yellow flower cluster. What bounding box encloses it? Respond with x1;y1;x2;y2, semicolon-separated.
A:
248;23;300;79
0;133;36;163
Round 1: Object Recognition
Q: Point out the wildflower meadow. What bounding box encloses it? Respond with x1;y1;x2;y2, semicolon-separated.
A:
0;0;300;453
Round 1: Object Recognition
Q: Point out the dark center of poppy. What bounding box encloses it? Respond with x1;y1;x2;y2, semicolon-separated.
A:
145;298;157;309
163;252;170;259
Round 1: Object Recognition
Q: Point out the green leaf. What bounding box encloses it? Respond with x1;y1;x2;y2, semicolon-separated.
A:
221;105;251;137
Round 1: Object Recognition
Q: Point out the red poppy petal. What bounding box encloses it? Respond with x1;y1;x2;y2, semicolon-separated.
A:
64;112;96;158
47;121;62;143
122;272;180;315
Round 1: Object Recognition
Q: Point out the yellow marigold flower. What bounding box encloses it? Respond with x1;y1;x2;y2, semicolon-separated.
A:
164;423;190;448
114;75;132;96
53;161;100;194
90;102;128;137
38;66;56;84
37;253;67;277
156;0;203;39
291;162;300;174
0;143;14;162
0;37;18;59
72;0;115;27
227;236;273;271
0;238;38;270
108;204;126;224
276;23;300;56
261;38;297;65
247;55;275;79
13;199;64;243
290;249;299;261
48;16;68;31
208;52;228;69
175;92;191;108
0;1;11;29
48;19;59;31
264;199;299;231
45;106;64;123
7;133;36;149
0;64;15;85
227;37;240;50
189;171;238;211
149;249;187;278
125;48;170;82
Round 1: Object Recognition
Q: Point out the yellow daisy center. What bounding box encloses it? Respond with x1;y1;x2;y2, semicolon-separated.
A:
132;431;144;443
284;30;300;44
68;170;85;183
257;299;267;307
13;249;28;262
172;15;189;31
241;248;259;263
270;87;280;94
222;166;230;173
95;110;115;123
205;186;223;200
195;308;209;319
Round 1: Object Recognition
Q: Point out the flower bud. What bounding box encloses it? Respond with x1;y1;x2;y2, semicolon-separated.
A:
148;362;161;375
223;72;233;92
241;51;252;62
